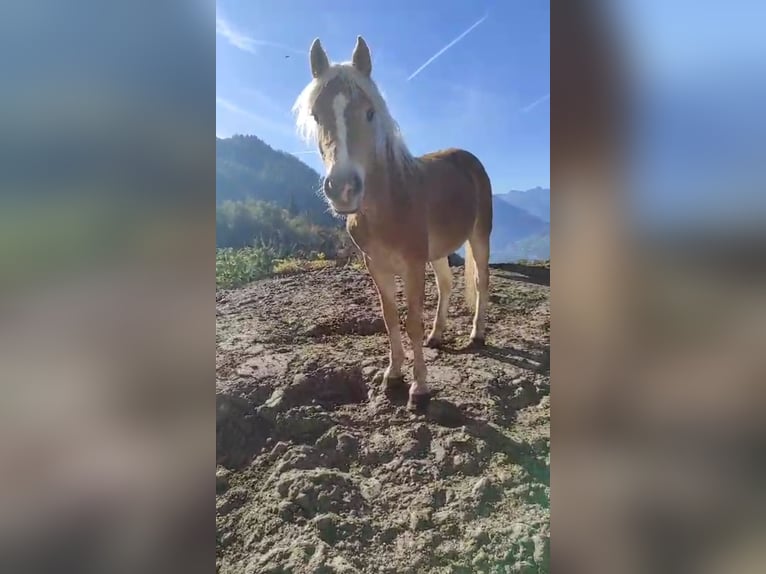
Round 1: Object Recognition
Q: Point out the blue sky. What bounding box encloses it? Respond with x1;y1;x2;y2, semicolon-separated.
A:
216;0;550;193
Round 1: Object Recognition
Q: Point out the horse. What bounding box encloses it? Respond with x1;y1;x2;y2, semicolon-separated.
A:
292;36;493;411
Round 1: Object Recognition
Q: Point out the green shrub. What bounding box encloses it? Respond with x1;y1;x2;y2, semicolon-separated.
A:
216;246;275;289
216;199;344;258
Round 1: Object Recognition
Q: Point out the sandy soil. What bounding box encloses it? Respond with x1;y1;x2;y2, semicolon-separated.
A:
216;264;550;573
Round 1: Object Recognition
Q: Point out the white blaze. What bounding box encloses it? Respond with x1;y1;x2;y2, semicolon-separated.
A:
332;93;349;163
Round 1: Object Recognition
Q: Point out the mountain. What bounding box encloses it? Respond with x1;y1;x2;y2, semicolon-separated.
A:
488;197;550;263
216;134;549;263
216;135;335;226
496;187;550;222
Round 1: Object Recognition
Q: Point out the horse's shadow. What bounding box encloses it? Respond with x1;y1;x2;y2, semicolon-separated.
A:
382;386;467;428
377;339;548;429
407;395;549;488
438;341;550;374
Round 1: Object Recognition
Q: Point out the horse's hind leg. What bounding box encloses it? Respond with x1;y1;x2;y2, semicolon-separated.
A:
365;257;405;391
468;232;490;346
426;257;452;348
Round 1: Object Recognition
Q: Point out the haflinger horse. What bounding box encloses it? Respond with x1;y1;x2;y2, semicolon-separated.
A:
293;36;492;411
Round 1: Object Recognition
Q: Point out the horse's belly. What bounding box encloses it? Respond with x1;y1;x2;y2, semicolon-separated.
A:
427;220;473;262
426;189;477;261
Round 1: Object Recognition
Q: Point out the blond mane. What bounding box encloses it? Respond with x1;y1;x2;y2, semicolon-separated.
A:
292;63;419;176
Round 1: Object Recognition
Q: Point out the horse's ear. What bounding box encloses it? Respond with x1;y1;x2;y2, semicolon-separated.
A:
310;38;330;78
351;36;372;77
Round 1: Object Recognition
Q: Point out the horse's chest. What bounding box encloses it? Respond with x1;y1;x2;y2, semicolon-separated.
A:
347;216;395;251
346;217;372;252
347;215;424;271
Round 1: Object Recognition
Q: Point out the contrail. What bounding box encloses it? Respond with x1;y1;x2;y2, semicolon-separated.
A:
522;93;550;113
407;13;489;81
216;9;304;54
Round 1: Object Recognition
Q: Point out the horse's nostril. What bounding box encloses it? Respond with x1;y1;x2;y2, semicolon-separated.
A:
324;177;336;197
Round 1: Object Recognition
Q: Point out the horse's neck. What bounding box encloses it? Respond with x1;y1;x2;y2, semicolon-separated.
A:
362;161;413;220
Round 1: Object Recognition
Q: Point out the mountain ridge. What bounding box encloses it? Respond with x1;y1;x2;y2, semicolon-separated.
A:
495;186;550;223
216;135;549;262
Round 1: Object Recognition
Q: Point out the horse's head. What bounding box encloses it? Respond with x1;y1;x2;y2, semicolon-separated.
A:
294;37;386;216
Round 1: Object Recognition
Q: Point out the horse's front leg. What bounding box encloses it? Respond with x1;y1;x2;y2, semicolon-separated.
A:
365;257;405;391
403;262;429;410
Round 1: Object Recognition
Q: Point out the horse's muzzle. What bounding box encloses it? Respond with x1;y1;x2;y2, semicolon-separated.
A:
324;171;363;214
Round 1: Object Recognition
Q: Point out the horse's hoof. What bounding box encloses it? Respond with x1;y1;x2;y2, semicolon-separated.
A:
424;336;442;349
468;336;485;349
382;374;406;392
407;392;431;413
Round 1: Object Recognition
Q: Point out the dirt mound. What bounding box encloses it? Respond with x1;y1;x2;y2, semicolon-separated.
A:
217;265;550;573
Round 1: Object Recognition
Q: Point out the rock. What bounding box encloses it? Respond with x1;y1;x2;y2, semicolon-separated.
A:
216;487;248;516
376;526;399;544
430;488;447;509
432;510;453;526
471;549;488;567
316;492;331;513
315;428;340;450
313;513;340;544
337;433;359;457
329;555;358;573
216;467;231;494
263;388;286;410
507;380;540;410
358;466;372;478
293;492;315;516
268;441;290;461
219;530;235;547
277;500;298;522
409;509;432;531
472;477;491;500
453;453;479;475
469;527;490;549
432;443;448;465
360;478;382;501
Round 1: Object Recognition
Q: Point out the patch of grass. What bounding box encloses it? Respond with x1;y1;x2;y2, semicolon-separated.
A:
216;246;275;289
273;257;334;276
217;247;353;288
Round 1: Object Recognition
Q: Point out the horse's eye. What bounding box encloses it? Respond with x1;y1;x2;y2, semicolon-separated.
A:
366;108;375;122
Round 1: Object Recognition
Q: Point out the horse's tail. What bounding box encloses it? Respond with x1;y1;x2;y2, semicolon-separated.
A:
457;151;492;313
464;240;477;313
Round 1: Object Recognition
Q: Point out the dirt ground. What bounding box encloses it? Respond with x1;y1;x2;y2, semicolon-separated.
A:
216;264;550;573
